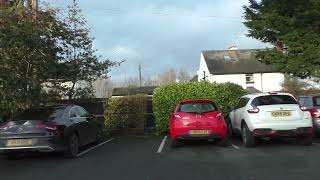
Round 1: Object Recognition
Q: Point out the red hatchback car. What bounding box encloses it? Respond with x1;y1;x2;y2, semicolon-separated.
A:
170;99;228;147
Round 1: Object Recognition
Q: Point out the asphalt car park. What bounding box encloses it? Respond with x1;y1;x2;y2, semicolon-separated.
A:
1;135;320;180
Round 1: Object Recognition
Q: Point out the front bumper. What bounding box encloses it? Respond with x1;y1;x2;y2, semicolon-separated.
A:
0;136;65;153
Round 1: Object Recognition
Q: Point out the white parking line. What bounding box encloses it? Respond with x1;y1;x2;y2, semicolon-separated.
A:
231;144;240;150
157;136;167;153
77;138;114;157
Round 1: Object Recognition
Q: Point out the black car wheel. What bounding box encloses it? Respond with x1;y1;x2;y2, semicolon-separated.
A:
242;123;256;148
65;133;79;158
96;128;104;143
227;122;233;138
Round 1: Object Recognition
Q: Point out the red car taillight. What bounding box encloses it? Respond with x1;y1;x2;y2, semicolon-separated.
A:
34;123;64;131
174;114;182;119
216;112;227;127
247;106;260;113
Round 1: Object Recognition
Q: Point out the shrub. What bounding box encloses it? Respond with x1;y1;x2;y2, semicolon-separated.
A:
153;82;246;133
104;95;148;130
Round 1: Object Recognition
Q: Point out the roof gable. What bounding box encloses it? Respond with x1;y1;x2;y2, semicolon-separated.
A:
202;49;278;75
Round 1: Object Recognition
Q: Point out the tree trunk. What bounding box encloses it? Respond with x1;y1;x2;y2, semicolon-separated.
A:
68;81;76;100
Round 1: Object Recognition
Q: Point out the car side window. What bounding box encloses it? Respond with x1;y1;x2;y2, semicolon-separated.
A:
298;97;312;108
236;98;249;109
69;107;80;118
77;107;89;117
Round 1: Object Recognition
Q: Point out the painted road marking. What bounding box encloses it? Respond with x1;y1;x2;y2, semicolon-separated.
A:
77;138;114;157
231;144;240;150
157;136;167;153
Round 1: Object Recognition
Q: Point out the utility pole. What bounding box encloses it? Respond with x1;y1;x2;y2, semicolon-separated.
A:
138;64;142;87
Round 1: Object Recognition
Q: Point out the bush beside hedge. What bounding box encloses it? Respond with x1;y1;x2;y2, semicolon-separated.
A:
104;95;148;130
153;82;247;133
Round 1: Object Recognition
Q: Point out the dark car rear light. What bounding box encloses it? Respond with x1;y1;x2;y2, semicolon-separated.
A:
310;107;320;118
34;123;64;131
0;125;10;130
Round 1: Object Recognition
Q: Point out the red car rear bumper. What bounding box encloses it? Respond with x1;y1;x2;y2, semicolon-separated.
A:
170;127;227;140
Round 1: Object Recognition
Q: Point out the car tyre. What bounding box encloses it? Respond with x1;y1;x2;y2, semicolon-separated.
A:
65;133;80;158
298;136;312;146
96;128;104;143
227;122;233;138
171;138;182;148
242;123;256;148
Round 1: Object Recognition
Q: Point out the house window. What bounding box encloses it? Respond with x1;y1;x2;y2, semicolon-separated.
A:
246;74;254;84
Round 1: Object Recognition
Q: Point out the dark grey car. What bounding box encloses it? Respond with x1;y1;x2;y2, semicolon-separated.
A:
0;105;103;159
298;95;320;134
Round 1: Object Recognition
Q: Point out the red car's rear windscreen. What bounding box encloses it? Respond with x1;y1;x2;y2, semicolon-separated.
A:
178;102;217;114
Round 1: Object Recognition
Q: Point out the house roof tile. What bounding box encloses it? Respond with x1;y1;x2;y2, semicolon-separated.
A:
202;49;278;75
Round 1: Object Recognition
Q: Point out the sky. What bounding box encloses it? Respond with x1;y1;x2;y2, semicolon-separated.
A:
44;0;269;84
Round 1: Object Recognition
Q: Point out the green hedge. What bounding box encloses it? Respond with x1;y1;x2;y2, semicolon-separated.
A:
104;95;148;130
153;82;247;133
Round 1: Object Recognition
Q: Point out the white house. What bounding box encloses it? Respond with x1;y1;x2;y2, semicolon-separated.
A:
197;49;285;92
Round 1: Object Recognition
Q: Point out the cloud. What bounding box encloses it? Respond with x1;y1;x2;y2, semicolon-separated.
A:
44;0;269;83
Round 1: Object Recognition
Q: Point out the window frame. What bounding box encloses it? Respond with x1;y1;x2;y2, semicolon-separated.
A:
245;74;254;84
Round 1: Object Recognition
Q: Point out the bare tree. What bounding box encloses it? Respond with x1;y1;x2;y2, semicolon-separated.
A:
177;69;191;82
281;75;308;97
122;77;140;88
143;77;158;86
158;68;177;85
93;77;113;98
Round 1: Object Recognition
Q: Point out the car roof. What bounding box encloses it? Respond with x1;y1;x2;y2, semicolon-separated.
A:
242;92;294;99
177;99;214;104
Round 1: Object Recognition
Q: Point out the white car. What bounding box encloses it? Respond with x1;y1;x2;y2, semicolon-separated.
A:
229;92;313;147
